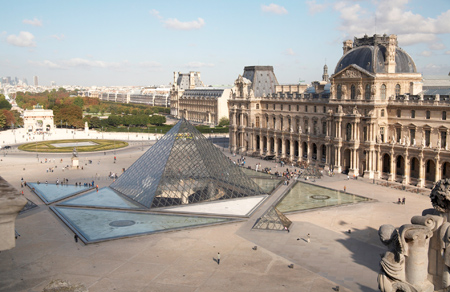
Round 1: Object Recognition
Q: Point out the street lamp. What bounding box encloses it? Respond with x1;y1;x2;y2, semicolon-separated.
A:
101;126;104;139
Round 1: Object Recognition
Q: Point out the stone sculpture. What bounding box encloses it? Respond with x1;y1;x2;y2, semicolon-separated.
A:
378;179;450;291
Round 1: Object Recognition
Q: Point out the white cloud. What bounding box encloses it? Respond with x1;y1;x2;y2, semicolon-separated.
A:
429;43;445;50
149;9;163;20
28;58;128;70
445;51;450;55
139;61;162;68
23;18;42;27
50;34;65;41
6;31;36;47
284;48;295;55
184;62;214;68
261;3;288;15
163;18;205;30
28;60;63;69
333;0;450;47
306;0;327;14
420;51;432;57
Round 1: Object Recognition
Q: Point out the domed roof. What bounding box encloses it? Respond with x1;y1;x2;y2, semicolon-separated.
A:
334;45;417;75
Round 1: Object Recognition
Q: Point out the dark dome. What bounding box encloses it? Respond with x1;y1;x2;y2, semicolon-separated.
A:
334;45;416;74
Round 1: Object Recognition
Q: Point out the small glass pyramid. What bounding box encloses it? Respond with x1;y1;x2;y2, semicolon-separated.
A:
253;207;292;231
111;119;265;208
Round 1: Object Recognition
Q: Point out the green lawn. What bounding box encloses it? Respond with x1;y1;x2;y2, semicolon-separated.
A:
18;139;128;153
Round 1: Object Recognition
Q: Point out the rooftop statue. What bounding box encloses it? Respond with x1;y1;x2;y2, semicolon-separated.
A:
378;179;450;292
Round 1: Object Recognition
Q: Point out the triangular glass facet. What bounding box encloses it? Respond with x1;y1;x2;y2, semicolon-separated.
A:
111;119;265;208
253;207;292;230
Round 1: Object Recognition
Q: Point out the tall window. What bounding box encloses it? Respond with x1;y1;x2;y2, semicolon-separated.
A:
381;109;385;117
280;104;283;111
304;120;309;134
273;104;276;110
337;84;342;100
441;131;447;149
313;120;317;135
365;84;371;100
397;109;401;118
314;106;317;113
351;85;356;100
280;118;284;131
396;128;401;143
426;110;431;119
381;84;386;100
256;104;259;109
256;116;260;128
395;84;401;97
288;118;291;131
425;130;431;146
410;128;415;145
443;111;447;120
322;122;327;135
363;126;367;141
346;123;352;141
266;116;269;128
411;110;415;118
297;105;299;111
273;117;276;129
380;127;385;142
323;106;326;113
305;105;308;112
288;105;291;111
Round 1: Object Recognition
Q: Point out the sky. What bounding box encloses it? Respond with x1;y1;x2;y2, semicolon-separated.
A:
1;0;449;87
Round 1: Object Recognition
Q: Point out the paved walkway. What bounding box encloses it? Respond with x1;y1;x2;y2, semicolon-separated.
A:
0;128;434;292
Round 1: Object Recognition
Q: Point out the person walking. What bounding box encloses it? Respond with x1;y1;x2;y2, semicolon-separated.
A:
307;233;310;243
217;252;220;265
344;186;346;192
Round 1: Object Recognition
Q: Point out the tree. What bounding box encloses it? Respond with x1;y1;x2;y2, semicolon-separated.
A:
149;115;166;126
0;113;6;129
73;96;84;108
218;117;229;127
54;104;83;127
0;95;12;110
107;115;122;127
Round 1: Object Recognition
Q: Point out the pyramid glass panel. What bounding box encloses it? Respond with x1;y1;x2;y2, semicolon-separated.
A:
253;207;292;230
111;119;265;208
28;182;92;204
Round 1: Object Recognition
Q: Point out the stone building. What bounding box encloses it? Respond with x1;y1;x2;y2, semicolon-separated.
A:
23;104;54;132
170;71;230;126
228;34;450;188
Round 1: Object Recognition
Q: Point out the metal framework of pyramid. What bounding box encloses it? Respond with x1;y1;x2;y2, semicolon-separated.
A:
110;119;266;209
253;207;292;230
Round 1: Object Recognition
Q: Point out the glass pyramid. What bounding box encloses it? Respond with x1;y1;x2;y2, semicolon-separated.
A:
253;207;292;231
110;119;266;208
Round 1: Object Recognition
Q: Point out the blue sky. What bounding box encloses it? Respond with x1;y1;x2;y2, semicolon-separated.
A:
1;0;449;87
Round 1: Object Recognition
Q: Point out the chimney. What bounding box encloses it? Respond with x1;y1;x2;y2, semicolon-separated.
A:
343;40;353;55
386;35;397;73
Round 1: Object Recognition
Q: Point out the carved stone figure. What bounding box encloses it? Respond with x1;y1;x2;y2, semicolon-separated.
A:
378;179;450;292
72;147;78;158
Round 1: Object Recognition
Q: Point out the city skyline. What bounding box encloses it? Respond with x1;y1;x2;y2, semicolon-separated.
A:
1;0;449;87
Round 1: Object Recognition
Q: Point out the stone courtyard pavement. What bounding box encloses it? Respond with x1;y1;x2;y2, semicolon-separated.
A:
0;128;433;291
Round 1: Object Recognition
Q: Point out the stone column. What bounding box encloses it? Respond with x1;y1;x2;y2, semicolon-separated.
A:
435;156;441;182
417;153;425;188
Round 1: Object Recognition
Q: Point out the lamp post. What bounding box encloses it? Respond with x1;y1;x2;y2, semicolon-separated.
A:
101;126;104;139
128;127;129;141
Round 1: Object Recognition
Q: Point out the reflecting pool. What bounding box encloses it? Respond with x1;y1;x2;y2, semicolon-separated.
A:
28;183;92;204
52;206;234;243
60;187;142;209
276;182;369;213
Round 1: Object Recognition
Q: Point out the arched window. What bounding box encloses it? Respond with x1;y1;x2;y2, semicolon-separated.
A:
365;84;371;100
337;84;342;100
381;84;386;100
395;84;401;97
351;85;356;100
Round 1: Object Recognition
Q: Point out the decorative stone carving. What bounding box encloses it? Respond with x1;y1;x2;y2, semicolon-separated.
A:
343;69;362;78
378;179;450;292
0;176;27;251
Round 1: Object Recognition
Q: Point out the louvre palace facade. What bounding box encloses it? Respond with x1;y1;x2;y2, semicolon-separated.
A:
228;34;450;188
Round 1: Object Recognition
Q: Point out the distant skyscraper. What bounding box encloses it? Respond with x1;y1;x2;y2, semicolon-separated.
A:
23;78;28;85
33;76;38;86
6;77;11;85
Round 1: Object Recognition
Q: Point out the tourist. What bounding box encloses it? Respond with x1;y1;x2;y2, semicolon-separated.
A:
344;186;346;192
217;252;220;265
307;233;310;243
402;197;405;204
398;198;401;204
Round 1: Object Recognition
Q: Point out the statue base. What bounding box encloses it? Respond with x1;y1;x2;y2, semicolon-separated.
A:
72;157;79;169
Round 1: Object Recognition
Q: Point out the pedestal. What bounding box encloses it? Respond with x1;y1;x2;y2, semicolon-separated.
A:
72;157;79;169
